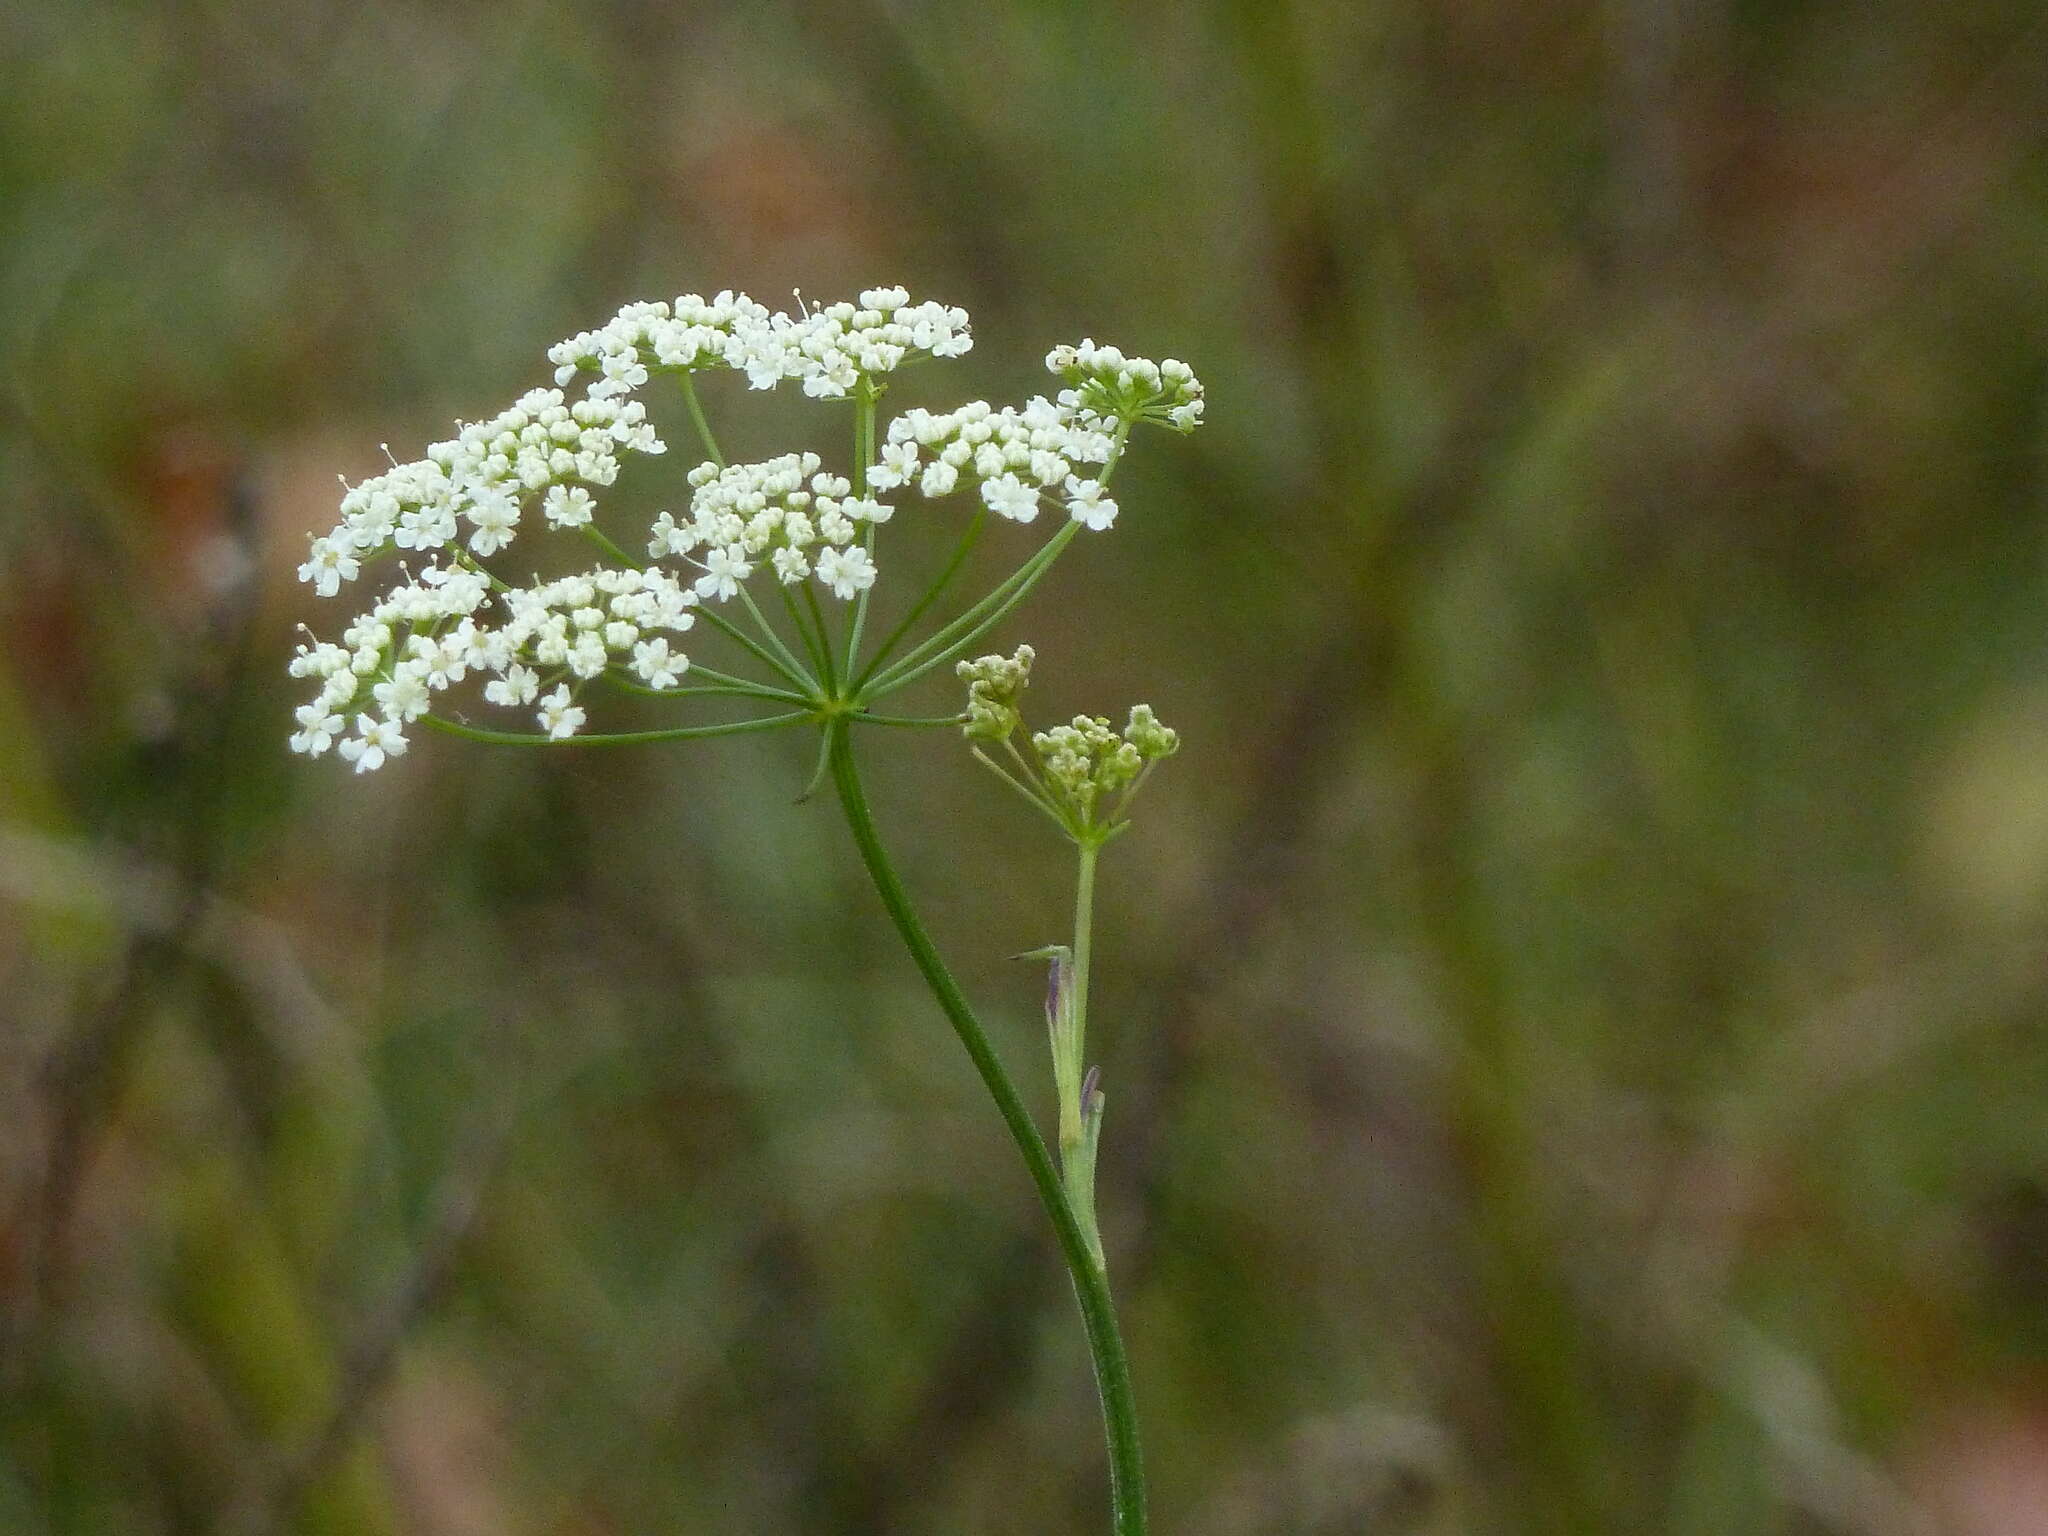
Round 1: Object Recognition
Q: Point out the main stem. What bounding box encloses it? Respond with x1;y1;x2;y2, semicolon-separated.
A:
1061;839;1106;1265
827;723;1146;1535
1070;840;1098;1101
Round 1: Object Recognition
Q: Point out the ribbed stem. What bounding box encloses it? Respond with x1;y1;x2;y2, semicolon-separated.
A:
827;723;1146;1534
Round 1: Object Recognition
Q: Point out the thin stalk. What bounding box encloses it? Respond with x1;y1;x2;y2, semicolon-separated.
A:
579;525;638;568
869;527;1067;693
694;606;816;695
828;725;1145;1535
859;419;1129;698
679;372;725;467
735;583;816;691
844;383;879;677
778;584;833;686
867;522;1081;698
802;584;840;695
851;509;987;692
849;711;968;729
603;674;805;706
420;712;807;748
970;746;1071;832
678;663;809;700
794;725;834;803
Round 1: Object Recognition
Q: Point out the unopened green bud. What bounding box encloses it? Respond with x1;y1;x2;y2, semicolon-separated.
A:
1123;704;1178;760
1098;741;1144;794
958;645;1035;740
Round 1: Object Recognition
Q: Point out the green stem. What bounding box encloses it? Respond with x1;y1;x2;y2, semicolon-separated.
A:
420;711;807;748
858;419;1129;700
1063;840;1105;1265
602;674;805;706
674;663;809;700
694;605;816;695
778;584;832;687
844;382;880;677
735;582;817;692
802;584;840;696
850;711;969;729
865;522;1079;698
680;372;725;467
1069;840;1098;1127
828;725;1145;1535
579;525;638;568
851;509;986;693
970;746;1071;832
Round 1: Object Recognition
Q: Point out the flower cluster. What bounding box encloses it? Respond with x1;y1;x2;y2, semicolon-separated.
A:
1047;340;1204;432
289;561;700;771
871;398;1121;528
1031;710;1179;825
297;387;662;599
957;648;1178;841
547;287;972;401
960;645;1035;739
650;453;890;601
291;284;1205;771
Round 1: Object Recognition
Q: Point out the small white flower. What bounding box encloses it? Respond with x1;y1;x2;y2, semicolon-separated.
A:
981;473;1040;523
543;484;595;528
466;490;520;556
632;637;687;688
1063;476;1118;531
537;685;586;740
599;348;649;390
297;536;360;596
372;667;432;722
814;545;876;600
919;460;959;498
867;441;919;491
771;546;811;583
289;704;343;756
1028;450;1071;486
567;630;610;679
484;664;540;707
338;714;408;773
695;546;752;602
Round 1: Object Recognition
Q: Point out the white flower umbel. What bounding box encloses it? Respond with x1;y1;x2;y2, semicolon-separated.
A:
1046;339;1205;432
871;396;1118;525
546;287;971;402
650;452;892;605
290;285;1204;769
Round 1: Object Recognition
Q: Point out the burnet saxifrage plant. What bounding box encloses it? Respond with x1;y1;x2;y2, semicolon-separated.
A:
290;287;1201;1533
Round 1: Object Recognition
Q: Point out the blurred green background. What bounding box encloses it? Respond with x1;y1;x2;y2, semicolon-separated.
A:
7;1;2048;1531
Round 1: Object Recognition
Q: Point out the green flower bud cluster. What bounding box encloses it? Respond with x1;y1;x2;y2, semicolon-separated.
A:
958;649;1177;845
958;645;1035;741
1044;340;1205;433
1120;704;1179;761
1033;716;1143;818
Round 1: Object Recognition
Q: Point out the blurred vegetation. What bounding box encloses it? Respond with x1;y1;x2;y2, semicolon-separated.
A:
6;0;2048;1531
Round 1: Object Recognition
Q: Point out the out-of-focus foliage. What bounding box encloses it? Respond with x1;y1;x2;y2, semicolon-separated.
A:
5;1;2048;1531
